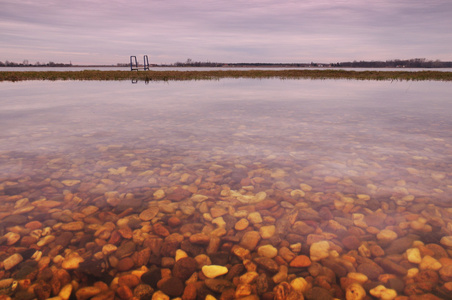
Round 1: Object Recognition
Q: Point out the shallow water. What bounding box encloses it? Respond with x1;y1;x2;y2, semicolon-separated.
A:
1;79;452;299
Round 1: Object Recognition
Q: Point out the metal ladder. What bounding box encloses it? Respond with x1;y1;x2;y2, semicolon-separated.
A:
130;55;149;71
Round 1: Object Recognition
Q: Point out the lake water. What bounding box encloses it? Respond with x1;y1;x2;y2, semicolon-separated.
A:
1;78;452;299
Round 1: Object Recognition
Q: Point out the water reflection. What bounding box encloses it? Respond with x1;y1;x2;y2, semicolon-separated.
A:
1;79;452;299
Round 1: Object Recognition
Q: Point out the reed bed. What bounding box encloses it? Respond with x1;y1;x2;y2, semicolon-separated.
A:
1;69;452;82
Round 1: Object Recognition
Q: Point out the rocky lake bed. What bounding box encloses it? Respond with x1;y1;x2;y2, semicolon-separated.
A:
1;78;451;299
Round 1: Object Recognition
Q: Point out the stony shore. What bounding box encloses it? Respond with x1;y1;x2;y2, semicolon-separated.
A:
1;145;452;300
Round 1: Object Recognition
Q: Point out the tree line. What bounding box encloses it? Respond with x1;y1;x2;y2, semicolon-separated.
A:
0;60;72;67
332;58;452;68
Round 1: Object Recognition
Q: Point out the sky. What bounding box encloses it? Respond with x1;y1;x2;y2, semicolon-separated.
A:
1;0;451;65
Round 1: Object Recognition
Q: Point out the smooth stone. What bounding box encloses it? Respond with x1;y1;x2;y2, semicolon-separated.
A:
347;272;368;284
310;241;330;261
5;232;20;245
153;223;170;237
289;255;312;268
61;253;84;270
439;265;452;281
247;212;263;224
377;258;408;276
240;271;259;284
356;262;384;280
253;257;279;273
58;284;73;300
291;277;309;294
407;248;422;264
116;257;133;272
440;236;452;247
202;265;229;278
345;283;366;300
235;218;249;231
133;284;154;300
305;286;334;300
204;278;234;293
257;245;278;258
75;286;101;300
153;189;165;200
189;233;210;244
377;229;398;241
239;231;261;251
419;255;442;271
385;236;417;255
139;207;159;221
115;241;136;258
158;276;184;297
210;207;227;218
259;225;276;239
172;257;198;281
118;274;140;288
151;290;170;300
279;247;296;262
3;253;23;270
61;221;84;231
342;235;361;250
369;285;397;300
141;268;162;289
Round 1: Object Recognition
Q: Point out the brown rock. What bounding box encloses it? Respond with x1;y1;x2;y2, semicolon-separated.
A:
118;225;133;239
167;187;191;201
369;244;385;257
76;286;102;300
168;216;181;227
61;221;84;231
279;247;296;263
342;235;361;250
118;274;140;288
139;207;159;221
153;223;170;237
289;255;312;268
254;257;279;273
189;233;211;244
117;257;134;272
158;276;185;297
173;257;198;281
133;284;154;300
240;231;261;251
116;285;133;300
133;248;151;266
439;265;452;281
20;235;38;247
356;262;384;280
376;257;408;276
25;220;43;230
3;253;23;270
115;241;136;258
182;283;197;300
34;282;52;300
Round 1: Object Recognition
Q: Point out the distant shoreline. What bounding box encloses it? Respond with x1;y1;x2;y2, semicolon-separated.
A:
1;69;451;82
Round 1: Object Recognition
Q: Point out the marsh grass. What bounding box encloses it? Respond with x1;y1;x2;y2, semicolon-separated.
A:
1;69;452;82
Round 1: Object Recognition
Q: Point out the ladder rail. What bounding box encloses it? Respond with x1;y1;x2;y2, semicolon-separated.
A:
130;56;139;71
130;55;150;71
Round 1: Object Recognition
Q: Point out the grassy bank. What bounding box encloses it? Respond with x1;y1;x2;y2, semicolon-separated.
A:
1;69;452;82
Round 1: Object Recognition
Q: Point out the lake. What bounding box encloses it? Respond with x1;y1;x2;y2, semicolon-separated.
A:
1;78;451;299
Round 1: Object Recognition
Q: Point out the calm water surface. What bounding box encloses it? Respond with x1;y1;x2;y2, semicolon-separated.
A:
2;79;451;201
0;79;451;298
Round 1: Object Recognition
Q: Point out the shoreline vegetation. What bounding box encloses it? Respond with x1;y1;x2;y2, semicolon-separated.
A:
1;69;452;82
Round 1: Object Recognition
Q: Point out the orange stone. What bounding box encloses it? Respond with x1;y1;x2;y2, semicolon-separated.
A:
25;221;43;230
289;255;312;268
116;285;133;300
153;223;170;237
